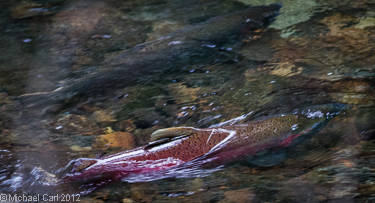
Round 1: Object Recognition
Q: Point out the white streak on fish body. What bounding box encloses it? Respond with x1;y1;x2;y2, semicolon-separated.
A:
209;111;254;127
209;129;237;152
94;148;145;167
147;137;187;152
206;129;216;144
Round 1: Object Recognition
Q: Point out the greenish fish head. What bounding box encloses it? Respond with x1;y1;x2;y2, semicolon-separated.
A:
260;3;282;25
242;3;282;28
281;103;346;147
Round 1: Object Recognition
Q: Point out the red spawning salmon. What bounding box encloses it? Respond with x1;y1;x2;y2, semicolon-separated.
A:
52;104;345;187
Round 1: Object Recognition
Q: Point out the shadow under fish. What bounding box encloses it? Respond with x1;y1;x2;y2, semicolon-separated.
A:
19;4;281;108
20;103;345;195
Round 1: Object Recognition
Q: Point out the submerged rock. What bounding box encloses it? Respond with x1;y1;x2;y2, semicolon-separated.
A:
11;3;57;19
219;188;255;203
51;2;105;38
236;0;320;32
92;110;117;124
70;145;92;151
52;114;100;135
96;131;135;149
118;120;136;132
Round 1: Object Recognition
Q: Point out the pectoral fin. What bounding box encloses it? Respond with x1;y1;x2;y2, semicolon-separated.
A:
247;149;286;167
145;127;198;150
57;158;98;178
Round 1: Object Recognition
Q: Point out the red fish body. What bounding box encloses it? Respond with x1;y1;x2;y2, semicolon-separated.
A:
58;104;345;185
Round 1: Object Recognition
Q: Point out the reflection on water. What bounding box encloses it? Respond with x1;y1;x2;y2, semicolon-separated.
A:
0;0;374;202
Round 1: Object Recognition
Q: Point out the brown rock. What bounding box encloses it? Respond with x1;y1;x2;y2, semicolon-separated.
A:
118;120;136;132
75;55;94;66
130;183;154;202
168;82;201;104
280;178;321;202
52;114;100;135
52;3;104;38
122;198;135;203
92;110;117;124
147;21;186;41
189;178;205;191
70;145;92;151
219;188;255;203
0;92;8;101
96;131;135;149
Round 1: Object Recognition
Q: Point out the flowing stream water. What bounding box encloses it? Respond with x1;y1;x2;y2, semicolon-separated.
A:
0;0;374;202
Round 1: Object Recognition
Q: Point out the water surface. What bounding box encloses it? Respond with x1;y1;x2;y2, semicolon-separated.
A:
0;0;374;202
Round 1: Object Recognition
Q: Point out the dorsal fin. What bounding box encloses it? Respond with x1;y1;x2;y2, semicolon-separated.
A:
144;127;198;150
150;127;198;141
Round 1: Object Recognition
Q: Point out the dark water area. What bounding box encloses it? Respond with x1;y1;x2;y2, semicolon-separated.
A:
0;0;375;202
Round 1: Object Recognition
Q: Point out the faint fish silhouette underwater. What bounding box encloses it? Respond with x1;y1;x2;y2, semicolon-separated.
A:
19;4;282;108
